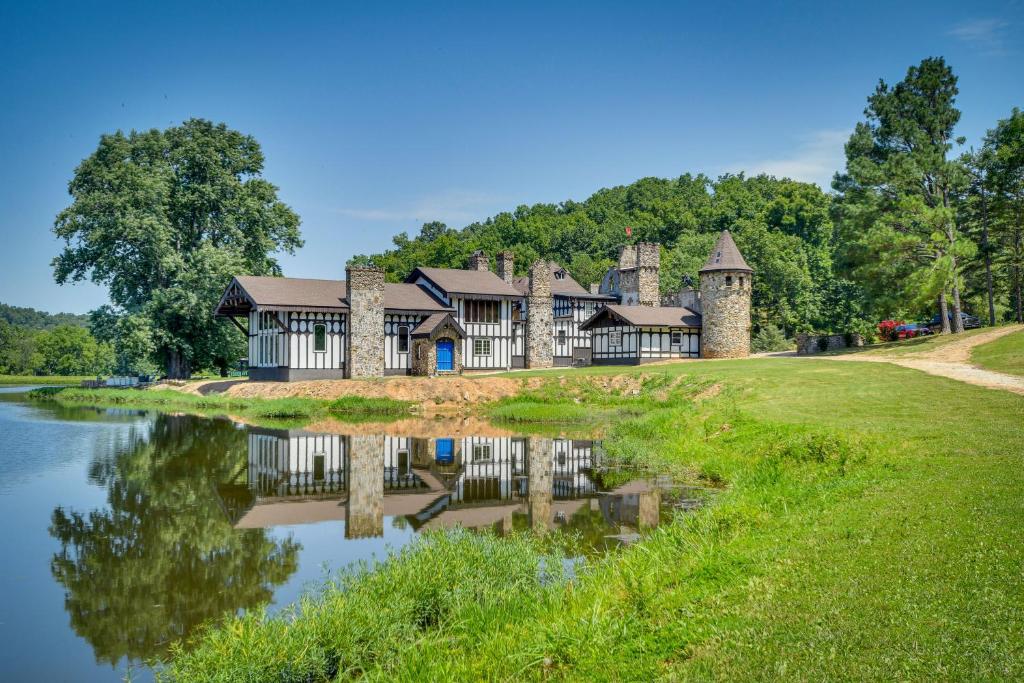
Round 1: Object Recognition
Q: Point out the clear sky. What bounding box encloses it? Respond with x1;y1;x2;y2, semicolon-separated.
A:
1;1;1021;313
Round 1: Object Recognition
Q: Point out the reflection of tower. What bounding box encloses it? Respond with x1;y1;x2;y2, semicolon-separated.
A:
346;435;384;538
527;437;553;532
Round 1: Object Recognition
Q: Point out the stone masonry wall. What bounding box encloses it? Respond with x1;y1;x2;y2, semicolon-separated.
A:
346;265;385;378
345;434;384;539
699;270;751;358
636;242;660;307
411;328;463;375
526;259;553;368
496;251;514;284
796;333;865;355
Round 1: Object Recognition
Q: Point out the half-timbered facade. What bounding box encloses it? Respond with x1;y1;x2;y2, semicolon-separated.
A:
582;304;702;364
215;231;753;380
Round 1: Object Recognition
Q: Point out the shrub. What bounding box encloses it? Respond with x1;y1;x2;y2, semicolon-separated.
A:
750;324;791;353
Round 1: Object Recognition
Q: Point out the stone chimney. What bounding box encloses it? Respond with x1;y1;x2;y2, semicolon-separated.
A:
678;286;702;313
345;264;385;378
496;250;515;284
636;242;660;307
526;259;553;369
468;250;489;272
589;283;599;294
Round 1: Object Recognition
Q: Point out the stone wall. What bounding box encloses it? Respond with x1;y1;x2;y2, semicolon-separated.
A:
699;270;752;358
346;265;386;378
795;332;865;355
411;331;464;375
345;434;384;538
636;242;660;307
496;251;514;284
526;259;553;368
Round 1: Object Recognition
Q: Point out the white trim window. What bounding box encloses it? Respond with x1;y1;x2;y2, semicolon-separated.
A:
313;323;327;353
397;325;410;353
608;330;623;347
472;444;492;461
473;338;492;357
671;331;683;346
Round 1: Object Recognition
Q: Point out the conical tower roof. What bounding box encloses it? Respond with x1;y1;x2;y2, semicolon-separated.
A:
699;230;753;273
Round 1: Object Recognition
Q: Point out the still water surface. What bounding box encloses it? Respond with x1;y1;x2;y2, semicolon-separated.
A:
0;387;675;681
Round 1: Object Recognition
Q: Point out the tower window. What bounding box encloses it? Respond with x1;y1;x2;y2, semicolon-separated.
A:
740;277;744;286
725;276;733;286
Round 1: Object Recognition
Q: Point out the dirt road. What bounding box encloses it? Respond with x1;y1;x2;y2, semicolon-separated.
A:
826;325;1024;396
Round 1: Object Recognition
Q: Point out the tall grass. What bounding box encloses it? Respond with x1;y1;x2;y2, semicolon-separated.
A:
32;387;413;425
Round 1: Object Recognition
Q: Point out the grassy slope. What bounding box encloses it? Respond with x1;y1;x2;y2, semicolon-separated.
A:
162;359;1024;682
972;328;1024;378
34;387;412;426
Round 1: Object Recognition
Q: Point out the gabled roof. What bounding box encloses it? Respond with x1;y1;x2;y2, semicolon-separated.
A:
511;261;615;300
407;267;522;297
215;276;452;315
700;230;753;273
580;304;701;330
227;276;349;313
410;312;467;339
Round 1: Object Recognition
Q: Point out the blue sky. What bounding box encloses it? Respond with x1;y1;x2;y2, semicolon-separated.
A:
1;1;1021;313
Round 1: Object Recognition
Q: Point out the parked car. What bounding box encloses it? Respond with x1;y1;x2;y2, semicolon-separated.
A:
929;312;981;329
894;323;933;340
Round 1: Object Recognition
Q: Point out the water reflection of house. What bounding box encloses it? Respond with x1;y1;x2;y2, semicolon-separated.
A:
227;430;658;540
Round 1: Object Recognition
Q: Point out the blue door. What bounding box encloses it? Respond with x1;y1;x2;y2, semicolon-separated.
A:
436;340;454;371
435;438;454;464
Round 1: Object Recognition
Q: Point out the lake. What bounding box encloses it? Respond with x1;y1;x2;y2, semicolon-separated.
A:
0;387;680;681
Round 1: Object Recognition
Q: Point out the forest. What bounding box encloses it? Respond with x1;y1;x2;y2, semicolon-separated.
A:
353;59;1023;344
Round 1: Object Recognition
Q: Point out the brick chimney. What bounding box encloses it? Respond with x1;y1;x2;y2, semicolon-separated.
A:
496;250;514;284
468;250;489;271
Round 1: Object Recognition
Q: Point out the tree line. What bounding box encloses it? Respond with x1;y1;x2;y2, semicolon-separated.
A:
39;59;1022;378
0;318;114;376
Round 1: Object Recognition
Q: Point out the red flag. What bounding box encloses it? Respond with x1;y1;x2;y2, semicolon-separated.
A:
625;226;632;237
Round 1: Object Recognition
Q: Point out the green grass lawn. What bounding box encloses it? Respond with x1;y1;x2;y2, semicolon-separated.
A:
972;328;1024;378
160;358;1024;682
0;374;91;385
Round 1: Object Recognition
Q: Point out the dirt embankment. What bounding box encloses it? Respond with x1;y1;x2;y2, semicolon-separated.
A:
172;375;547;410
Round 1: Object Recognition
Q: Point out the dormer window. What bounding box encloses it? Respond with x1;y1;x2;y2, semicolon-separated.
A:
554;271;565;280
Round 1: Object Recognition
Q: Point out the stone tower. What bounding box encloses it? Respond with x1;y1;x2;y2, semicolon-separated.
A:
526;259;553;369
698;230;753;358
345;264;385;378
618;242;660;306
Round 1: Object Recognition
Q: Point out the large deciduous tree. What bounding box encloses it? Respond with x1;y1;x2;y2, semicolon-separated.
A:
53;119;302;378
834;57;973;333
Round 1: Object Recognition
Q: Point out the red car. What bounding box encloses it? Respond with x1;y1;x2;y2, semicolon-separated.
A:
895;323;933;340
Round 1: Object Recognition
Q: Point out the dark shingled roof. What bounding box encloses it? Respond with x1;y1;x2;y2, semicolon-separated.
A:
512;261;614;300
407;267;522;297
410;312;467;338
699;230;753;273
580;304;702;330
232;276;349;311
219;276;452;314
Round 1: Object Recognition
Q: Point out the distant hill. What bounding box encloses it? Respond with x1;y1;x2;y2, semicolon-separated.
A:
0;302;90;330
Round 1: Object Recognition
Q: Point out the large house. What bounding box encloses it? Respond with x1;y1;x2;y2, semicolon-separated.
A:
214;230;753;380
